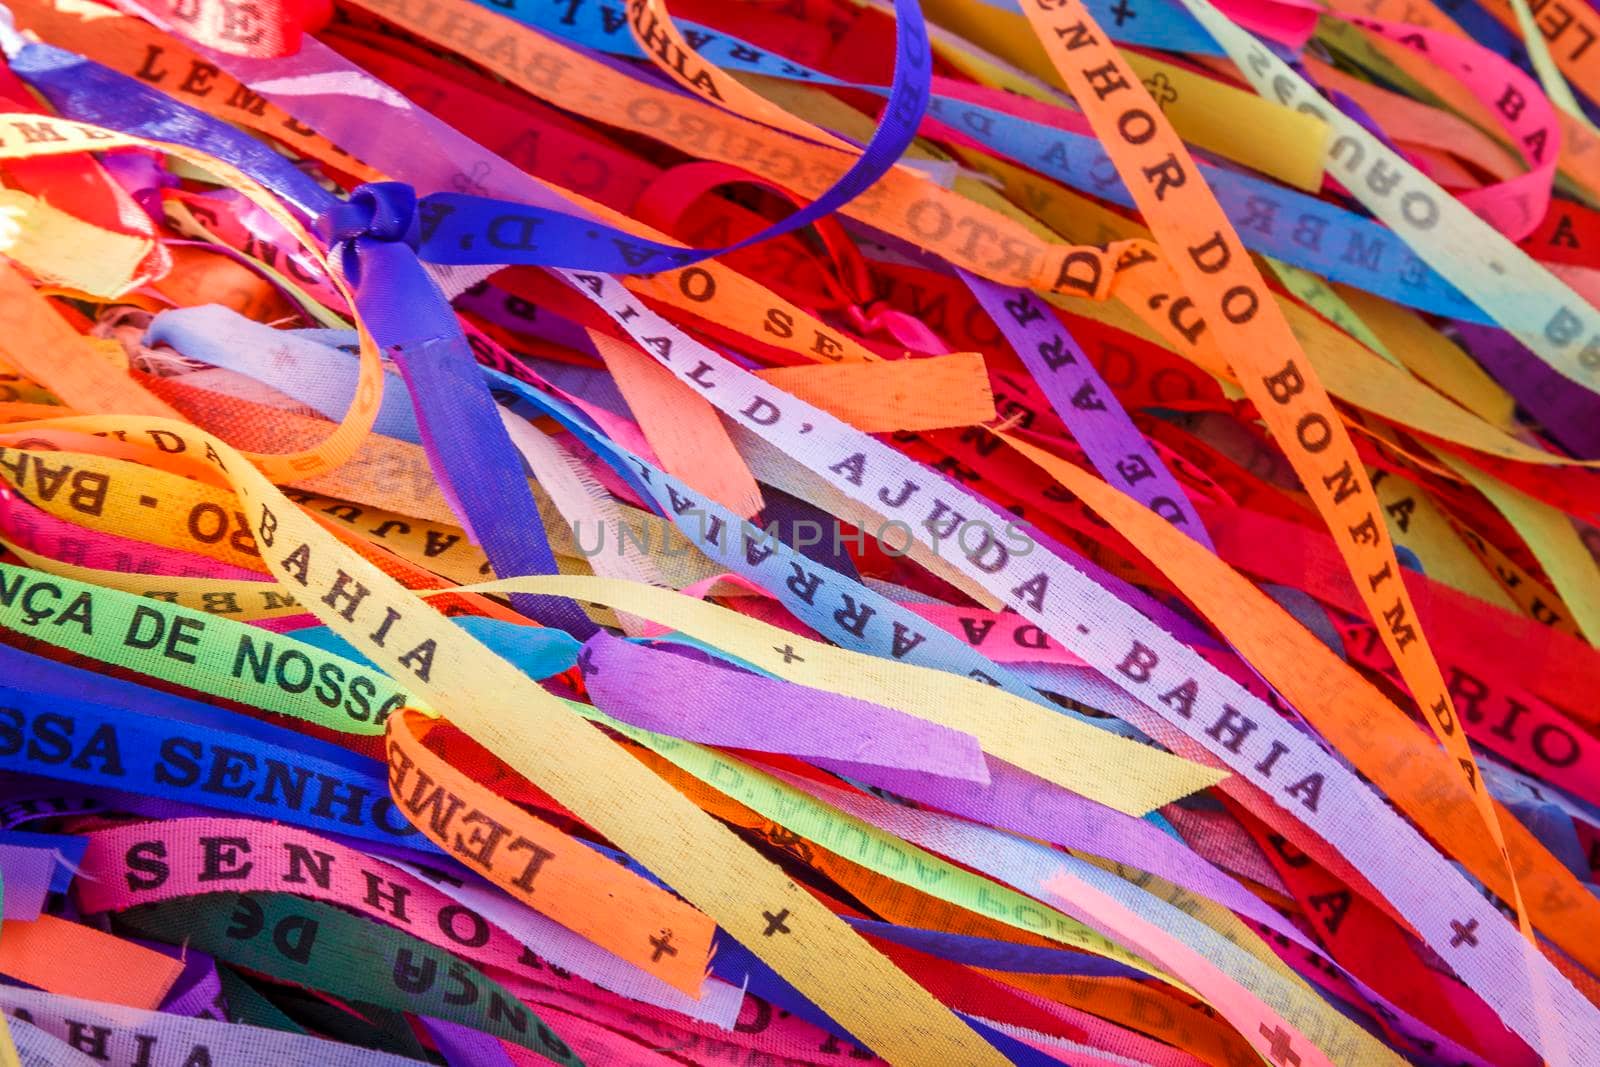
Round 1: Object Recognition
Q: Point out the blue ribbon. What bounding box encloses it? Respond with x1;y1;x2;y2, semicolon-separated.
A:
841;917;1146;978
288;615;582;680
9;44;331;216
0;644;436;852
146;306;424;444
710;929;1092;1064
309;181;598;635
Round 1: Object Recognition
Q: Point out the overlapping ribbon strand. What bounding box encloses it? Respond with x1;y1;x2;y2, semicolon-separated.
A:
1;0;1600;1063
0;58;1064;1067
9;40;597;633
114;18;1590;1063
1008;0;1555;1010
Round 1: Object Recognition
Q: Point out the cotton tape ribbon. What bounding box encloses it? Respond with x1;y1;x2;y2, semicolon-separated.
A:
0;12;1594;1064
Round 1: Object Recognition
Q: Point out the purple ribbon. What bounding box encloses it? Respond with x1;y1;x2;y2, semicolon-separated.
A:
960;270;1215;550
579;631;990;782
1452;321;1600;458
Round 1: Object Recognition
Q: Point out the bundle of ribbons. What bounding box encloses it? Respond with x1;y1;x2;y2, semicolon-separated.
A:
0;0;1595;1060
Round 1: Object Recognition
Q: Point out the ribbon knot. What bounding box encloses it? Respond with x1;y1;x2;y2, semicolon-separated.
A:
315;181;420;249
